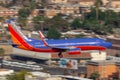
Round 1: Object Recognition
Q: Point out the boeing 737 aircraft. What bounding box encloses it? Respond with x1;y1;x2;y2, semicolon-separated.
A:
7;20;112;57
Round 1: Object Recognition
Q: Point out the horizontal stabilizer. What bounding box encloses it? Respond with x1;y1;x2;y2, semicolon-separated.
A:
38;31;48;46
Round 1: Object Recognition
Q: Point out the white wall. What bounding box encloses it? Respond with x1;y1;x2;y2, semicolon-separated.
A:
90;50;106;61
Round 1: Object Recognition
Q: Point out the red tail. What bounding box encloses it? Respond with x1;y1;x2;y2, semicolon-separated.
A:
7;20;33;50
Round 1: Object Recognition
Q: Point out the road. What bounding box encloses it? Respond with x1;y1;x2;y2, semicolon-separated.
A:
0;59;87;75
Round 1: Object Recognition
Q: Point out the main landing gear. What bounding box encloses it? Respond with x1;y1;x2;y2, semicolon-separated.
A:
58;51;63;58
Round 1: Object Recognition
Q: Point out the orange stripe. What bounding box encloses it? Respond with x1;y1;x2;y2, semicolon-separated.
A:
11;34;29;50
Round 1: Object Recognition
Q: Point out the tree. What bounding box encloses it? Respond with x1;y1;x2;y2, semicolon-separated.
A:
6;34;11;39
44;15;70;32
90;71;100;80
11;0;16;4
6;70;30;80
6;16;12;19
29;0;37;11
75;34;85;38
6;73;17;80
18;8;30;26
33;16;46;22
18;8;30;18
32;16;47;31
0;48;5;56
94;0;103;20
19;17;27;27
71;18;82;29
105;10;120;28
82;19;113;35
86;8;105;21
85;8;96;20
47;27;61;39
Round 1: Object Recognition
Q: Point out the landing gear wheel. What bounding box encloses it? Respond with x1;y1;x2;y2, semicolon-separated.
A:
58;52;63;58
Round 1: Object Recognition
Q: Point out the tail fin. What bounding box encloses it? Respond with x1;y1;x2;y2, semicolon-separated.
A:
7;20;32;50
7;20;21;45
7;20;31;42
38;31;48;46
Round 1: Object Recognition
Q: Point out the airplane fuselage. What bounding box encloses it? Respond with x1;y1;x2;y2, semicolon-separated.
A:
7;20;112;55
26;37;111;52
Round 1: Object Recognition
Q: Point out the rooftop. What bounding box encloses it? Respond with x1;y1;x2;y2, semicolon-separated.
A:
0;68;14;76
51;52;91;59
87;60;120;66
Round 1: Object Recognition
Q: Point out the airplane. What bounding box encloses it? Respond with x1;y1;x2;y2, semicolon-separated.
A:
7;20;112;58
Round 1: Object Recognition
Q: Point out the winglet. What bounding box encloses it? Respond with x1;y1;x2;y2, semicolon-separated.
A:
38;31;48;46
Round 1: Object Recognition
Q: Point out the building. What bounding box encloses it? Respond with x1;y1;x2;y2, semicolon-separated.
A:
116;62;120;79
57;4;80;15
55;75;93;80
68;0;81;4
79;0;95;7
0;0;12;4
42;0;96;18
87;60;120;79
107;56;120;61
35;0;42;3
44;0;120;18
0;28;4;34
0;69;14;80
102;0;109;6
31;9;39;17
106;37;120;56
0;69;14;76
25;71;62;80
68;0;95;7
44;9;58;18
40;3;80;18
51;50;106;61
0;44;12;54
25;71;92;80
110;0;120;8
0;7;18;18
47;0;68;4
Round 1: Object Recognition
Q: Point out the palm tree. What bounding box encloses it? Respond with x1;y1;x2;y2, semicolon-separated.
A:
94;0;103;20
47;27;61;39
90;71;100;80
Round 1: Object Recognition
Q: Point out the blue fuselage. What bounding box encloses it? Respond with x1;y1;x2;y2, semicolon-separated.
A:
28;38;112;49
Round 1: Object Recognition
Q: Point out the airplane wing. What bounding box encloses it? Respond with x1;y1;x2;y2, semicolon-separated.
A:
50;46;76;50
48;45;81;55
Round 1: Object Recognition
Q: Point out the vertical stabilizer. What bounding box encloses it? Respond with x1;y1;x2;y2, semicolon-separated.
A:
7;20;32;50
